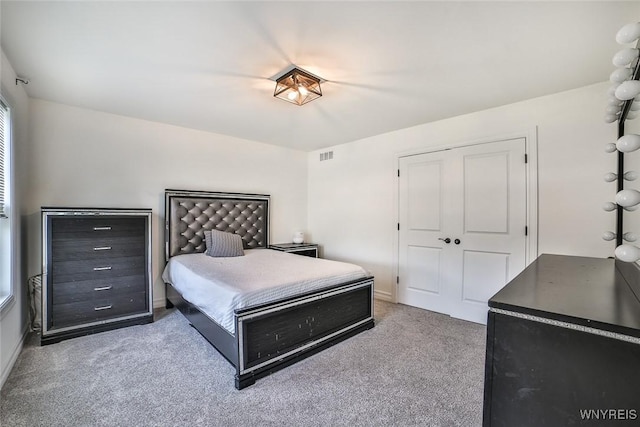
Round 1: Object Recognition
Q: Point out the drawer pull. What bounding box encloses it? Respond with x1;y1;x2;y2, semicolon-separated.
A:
93;246;112;251
93;266;112;271
94;305;112;311
93;226;112;231
94;286;113;291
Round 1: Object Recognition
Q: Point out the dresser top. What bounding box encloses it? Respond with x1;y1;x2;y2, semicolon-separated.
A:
42;207;152;215
489;254;640;337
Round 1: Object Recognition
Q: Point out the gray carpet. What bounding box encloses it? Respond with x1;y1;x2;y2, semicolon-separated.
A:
1;301;486;427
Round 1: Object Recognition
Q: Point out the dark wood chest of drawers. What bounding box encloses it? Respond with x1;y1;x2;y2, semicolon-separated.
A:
41;208;153;344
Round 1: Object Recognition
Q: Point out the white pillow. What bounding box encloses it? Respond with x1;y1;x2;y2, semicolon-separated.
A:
204;229;245;257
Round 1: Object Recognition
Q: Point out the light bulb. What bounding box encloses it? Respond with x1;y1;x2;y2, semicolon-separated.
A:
608;84;621;97
610;67;634;83
604;172;618;182
605;115;618;124
298;86;308;97
287;91;298;101
602;231;616;241
606;105;621;114
616;134;640;152
613;48;640;67
605;143;618;153
616;189;640;207
615;80;640;100
625;171;639;181
608;97;623;107
627;111;639;120
630;102;640;111
625;205;639;212
615;244;640;262
603;202;617;212
624;232;638;242
616;22;640;44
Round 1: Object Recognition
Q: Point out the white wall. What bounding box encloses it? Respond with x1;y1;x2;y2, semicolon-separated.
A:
0;51;29;387
308;82;618;301
25;99;309;308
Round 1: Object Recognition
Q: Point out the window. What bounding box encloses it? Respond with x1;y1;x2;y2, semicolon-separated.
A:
0;95;13;310
0;98;7;218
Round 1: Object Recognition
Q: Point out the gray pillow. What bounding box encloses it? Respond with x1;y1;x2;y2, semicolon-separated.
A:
204;229;245;257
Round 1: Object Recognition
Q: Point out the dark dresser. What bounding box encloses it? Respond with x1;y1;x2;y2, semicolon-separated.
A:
41;208;153;344
483;254;640;426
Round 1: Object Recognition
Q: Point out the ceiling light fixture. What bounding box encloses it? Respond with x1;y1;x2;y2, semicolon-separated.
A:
274;67;322;106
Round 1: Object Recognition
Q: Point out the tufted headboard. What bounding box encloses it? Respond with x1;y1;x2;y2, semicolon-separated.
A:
164;189;270;261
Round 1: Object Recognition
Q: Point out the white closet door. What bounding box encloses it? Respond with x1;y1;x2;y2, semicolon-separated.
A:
398;151;454;315
398;138;527;324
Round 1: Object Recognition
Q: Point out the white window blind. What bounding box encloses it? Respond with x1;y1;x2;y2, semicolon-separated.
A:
0;99;7;218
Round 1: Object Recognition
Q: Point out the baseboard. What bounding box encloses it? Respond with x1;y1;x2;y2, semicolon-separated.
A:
374;290;394;302
153;298;166;309
0;324;29;390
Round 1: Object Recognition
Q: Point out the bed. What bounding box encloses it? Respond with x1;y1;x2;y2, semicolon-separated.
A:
162;189;375;389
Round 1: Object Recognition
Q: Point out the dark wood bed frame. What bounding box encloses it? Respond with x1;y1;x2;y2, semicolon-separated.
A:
163;189;375;389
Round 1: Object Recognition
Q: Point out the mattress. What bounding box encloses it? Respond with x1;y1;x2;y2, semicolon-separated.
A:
161;249;369;334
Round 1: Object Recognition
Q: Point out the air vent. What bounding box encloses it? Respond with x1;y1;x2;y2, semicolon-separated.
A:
319;151;334;161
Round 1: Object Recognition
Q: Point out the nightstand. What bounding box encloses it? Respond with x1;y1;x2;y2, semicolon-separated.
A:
270;243;319;258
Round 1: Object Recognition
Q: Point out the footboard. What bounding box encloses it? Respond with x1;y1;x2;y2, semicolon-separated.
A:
234;277;374;389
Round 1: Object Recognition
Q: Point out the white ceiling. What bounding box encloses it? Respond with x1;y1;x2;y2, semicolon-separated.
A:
1;1;638;151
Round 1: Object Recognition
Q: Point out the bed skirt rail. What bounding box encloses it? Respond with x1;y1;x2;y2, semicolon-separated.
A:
166;283;238;366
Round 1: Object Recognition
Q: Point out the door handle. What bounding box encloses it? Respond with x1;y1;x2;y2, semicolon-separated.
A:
438;238;451;244
454;239;461;245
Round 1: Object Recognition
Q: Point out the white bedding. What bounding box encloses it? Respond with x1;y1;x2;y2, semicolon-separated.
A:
161;249;369;334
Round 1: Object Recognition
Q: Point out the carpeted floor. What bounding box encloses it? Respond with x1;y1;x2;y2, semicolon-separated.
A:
1;301;486;427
